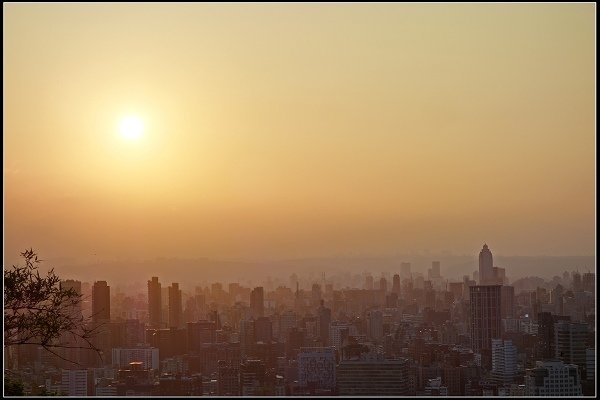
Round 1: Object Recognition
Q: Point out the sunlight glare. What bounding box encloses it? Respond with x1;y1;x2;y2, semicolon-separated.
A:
119;116;144;140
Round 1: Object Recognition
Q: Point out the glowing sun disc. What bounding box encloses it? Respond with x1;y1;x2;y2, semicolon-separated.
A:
119;116;144;140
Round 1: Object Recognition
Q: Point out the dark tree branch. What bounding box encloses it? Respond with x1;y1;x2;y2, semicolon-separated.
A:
4;249;102;364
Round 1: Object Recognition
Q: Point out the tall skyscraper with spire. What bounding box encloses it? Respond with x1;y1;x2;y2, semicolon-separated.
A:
479;244;494;285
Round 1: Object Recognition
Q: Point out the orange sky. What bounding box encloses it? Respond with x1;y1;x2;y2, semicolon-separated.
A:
3;3;596;264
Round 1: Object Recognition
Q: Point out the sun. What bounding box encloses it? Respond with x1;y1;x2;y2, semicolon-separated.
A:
119;116;144;140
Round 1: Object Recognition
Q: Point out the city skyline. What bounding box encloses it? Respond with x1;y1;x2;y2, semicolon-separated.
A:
3;4;596;397
4;3;595;265
5;246;595;396
17;244;594;302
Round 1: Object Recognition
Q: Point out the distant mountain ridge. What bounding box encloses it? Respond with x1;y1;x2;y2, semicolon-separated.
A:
49;254;595;289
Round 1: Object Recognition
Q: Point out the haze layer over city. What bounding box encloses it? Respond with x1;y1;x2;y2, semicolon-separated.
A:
3;3;595;398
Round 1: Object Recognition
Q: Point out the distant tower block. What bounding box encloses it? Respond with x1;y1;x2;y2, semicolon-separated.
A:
479;244;494;285
148;277;162;328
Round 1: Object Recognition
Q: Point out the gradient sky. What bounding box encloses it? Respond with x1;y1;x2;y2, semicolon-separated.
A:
3;3;596;264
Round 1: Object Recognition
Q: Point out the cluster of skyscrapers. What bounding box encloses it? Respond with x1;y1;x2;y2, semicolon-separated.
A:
4;244;595;397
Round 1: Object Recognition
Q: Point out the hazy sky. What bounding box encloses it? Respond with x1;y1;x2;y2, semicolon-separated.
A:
4;3;596;264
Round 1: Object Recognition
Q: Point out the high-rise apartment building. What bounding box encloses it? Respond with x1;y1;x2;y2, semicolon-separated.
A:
585;348;595;381
92;281;111;323
161;286;169;325
400;263;411;281
317;301;331;346
120;319;145;347
278;311;297;343
554;320;588;372
311;284;322;308
572;271;582;292
250;287;264;319
581;272;594;293
491;339;518;384
537;312;571;360
240;319;256;358
286;327;305;359
525;360;582;396
60;280;82;317
500;285;515;318
59;280;84;365
187;320;217;352
379;277;387;293
148;277;162;328
469;285;502;352
392;274;401;294
428;261;441;280
368;310;384;342
145;327;186;361
551;284;565;315
90;281;111;368
168;283;182;329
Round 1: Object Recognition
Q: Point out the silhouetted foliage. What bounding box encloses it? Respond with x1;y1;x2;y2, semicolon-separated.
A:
4;376;25;396
4;249;101;364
